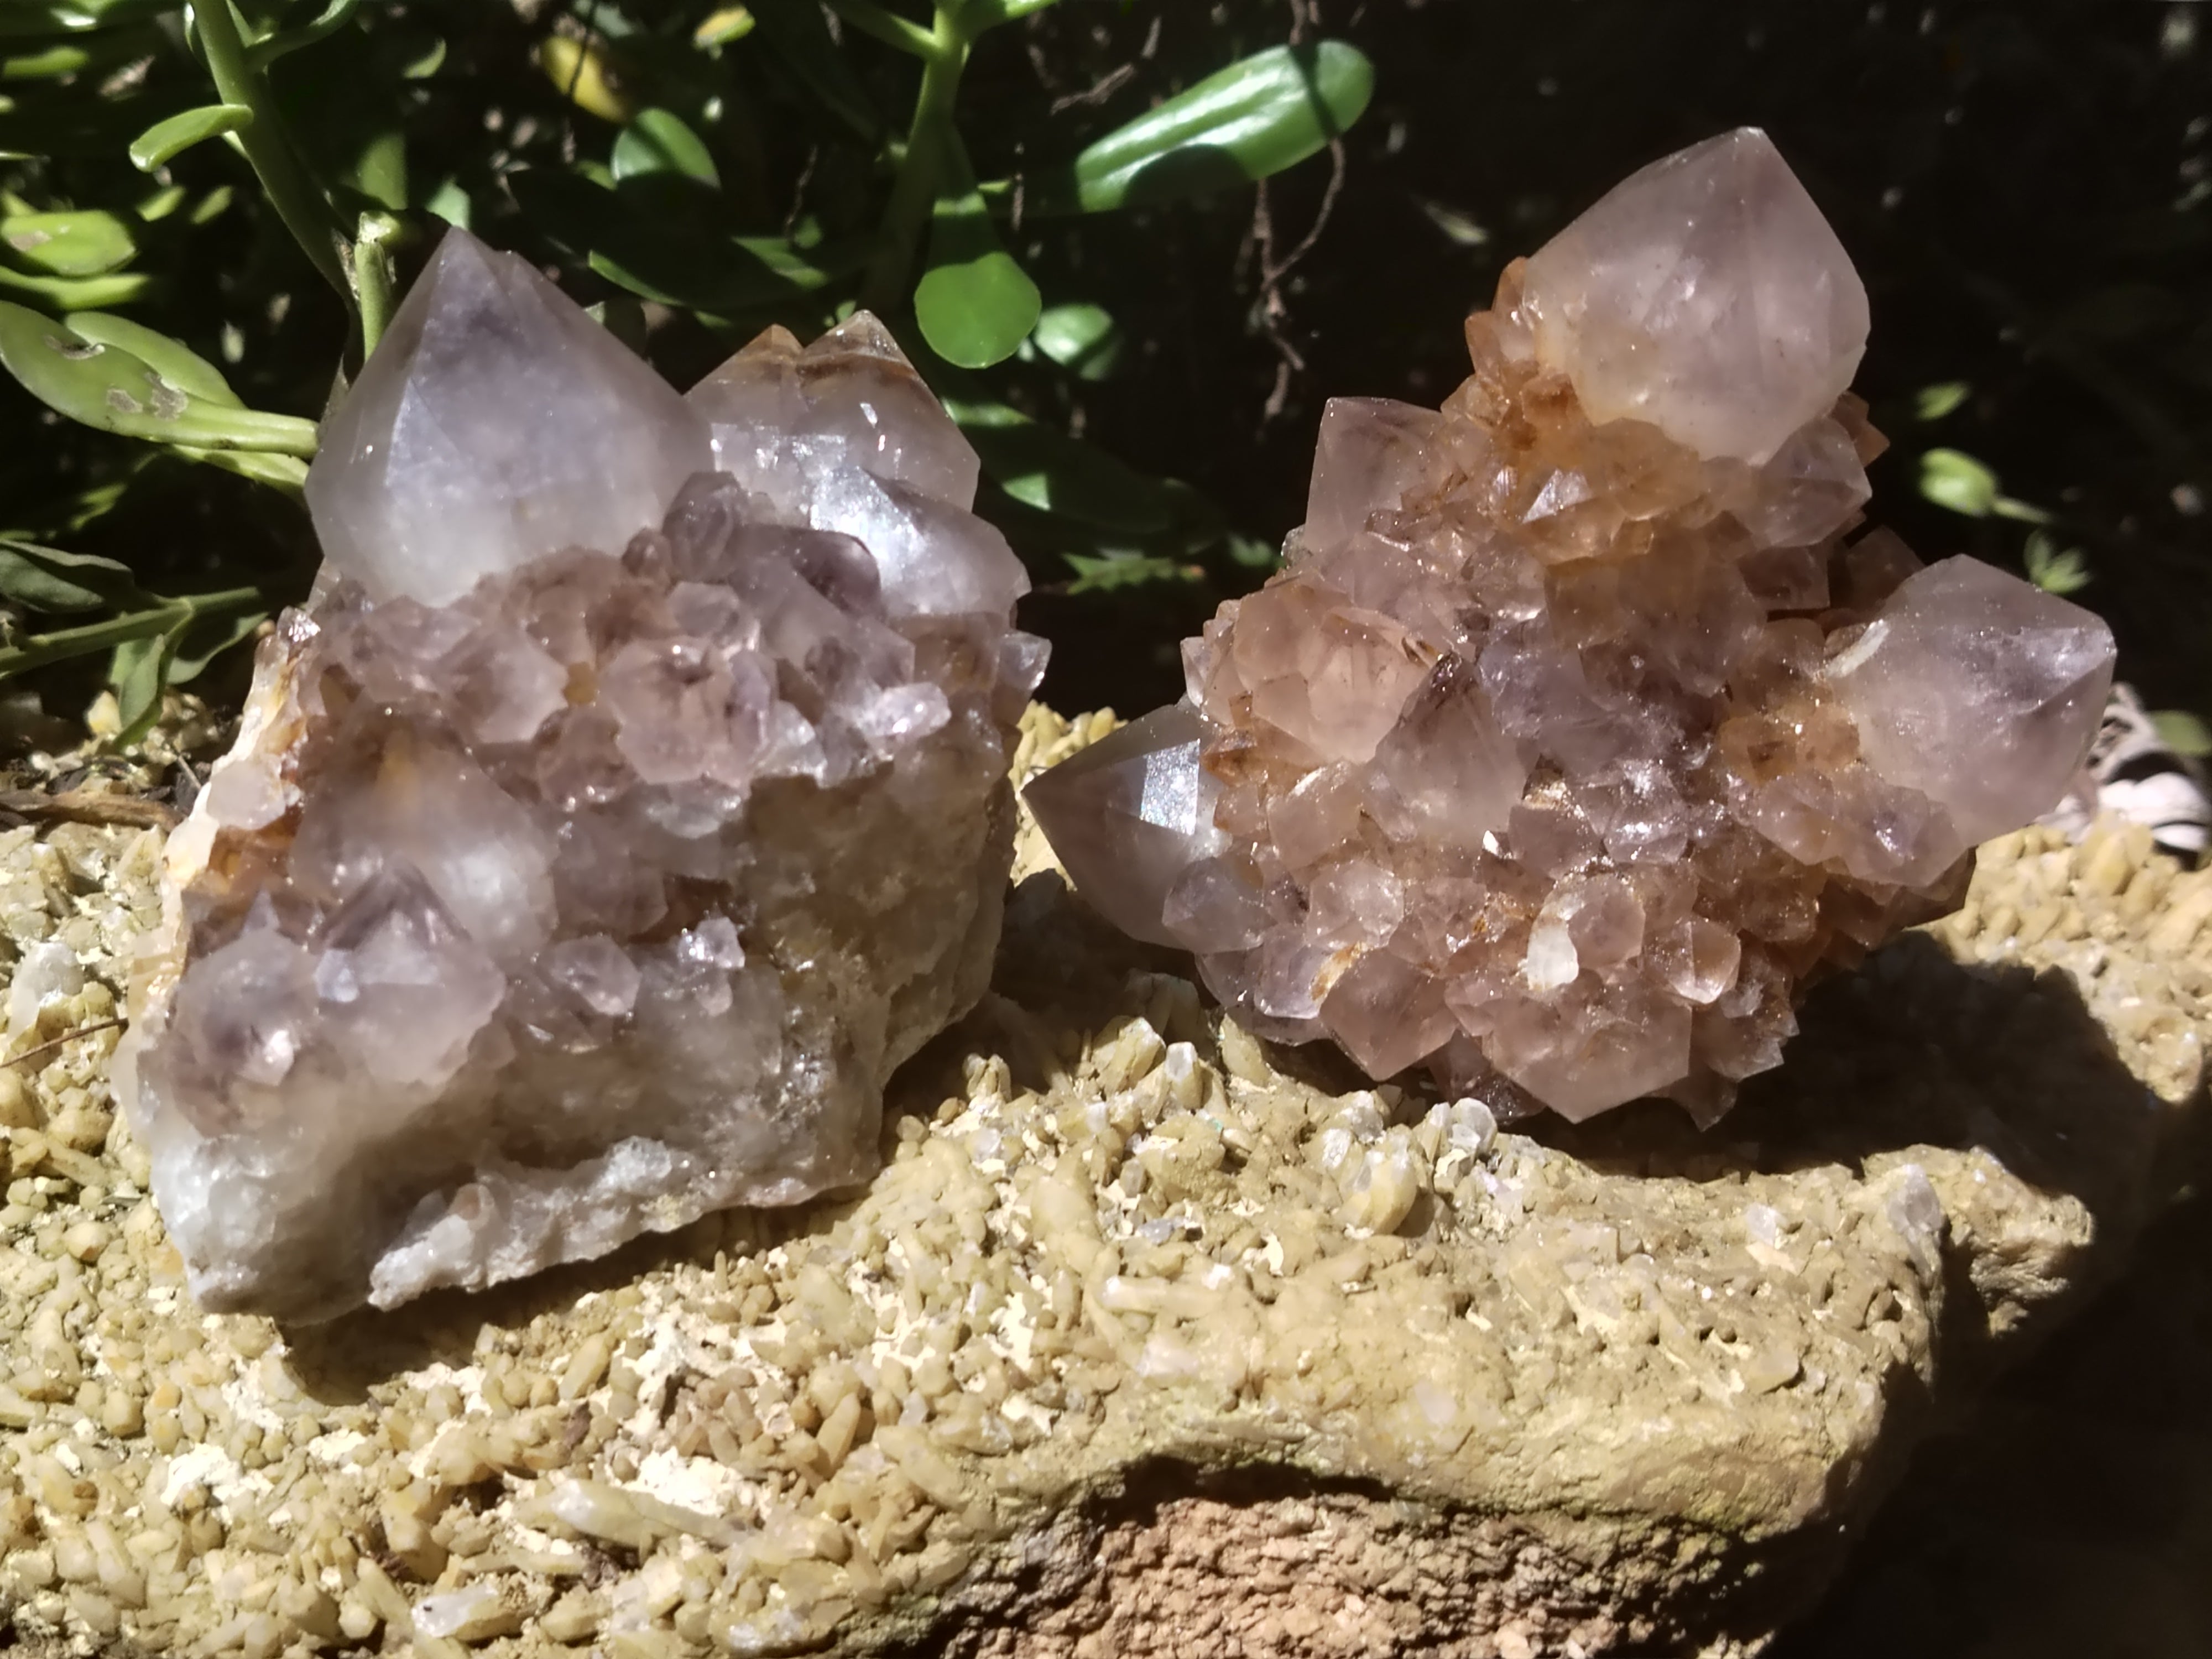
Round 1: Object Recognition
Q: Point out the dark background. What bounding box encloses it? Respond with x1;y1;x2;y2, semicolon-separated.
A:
4;3;2205;730
1006;1;2210;722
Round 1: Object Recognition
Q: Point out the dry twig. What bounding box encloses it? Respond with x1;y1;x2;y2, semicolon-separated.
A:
0;790;179;831
7;1017;126;1071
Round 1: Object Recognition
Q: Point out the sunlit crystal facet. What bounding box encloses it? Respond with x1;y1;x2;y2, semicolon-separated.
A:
306;231;713;607
1520;127;1870;465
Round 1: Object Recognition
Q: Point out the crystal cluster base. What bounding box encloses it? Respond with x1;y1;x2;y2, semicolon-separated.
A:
119;232;1044;1318
1028;128;2112;1125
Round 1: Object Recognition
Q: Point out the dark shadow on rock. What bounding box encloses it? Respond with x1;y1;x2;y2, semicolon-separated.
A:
1533;930;2169;1217
1770;1189;2212;1659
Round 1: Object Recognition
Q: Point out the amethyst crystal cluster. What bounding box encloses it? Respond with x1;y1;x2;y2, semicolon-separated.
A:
118;232;1044;1317
1027;129;2114;1125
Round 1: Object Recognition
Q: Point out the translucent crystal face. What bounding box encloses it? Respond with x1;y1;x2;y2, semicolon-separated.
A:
1521;127;1871;465
306;229;714;606
1026;131;2112;1127
1829;555;2116;847
686;319;1025;622
1024;704;1226;948
123;276;1046;1317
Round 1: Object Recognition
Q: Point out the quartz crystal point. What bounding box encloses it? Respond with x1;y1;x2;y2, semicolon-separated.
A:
1521;127;1870;466
1026;130;2112;1126
1021;705;1227;948
307;230;714;607
118;231;1045;1318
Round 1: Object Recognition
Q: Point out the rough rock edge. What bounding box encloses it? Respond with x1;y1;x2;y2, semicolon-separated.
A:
838;707;2209;1658
0;704;2203;1659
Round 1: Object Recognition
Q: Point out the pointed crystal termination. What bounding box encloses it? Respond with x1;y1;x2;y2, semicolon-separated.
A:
121;277;1046;1318
1023;704;1226;947
685;317;1027;622
307;228;714;606
1026;130;2112;1127
1521;127;1870;465
1830;556;2116;846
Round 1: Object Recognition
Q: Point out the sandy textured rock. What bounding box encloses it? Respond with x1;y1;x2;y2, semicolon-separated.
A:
0;704;2205;1658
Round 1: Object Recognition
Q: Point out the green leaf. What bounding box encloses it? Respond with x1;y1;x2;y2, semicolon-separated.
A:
821;0;937;58
1414;196;1490;247
2021;529;2091;596
0;0;173;36
915;134;1040;369
1063;552;1194;593
135;183;188;222
0;537;142;614
0;300;318;455
167;606;266;685
2150;709;2212;760
916;250;1039;370
168;446;310;494
1031;301;1121;380
109;624;177;743
937;388;1175;535
346;128;408;212
694;7;756;46
3;26;160;80
128;104;253;172
424;178;471;228
0;581;265;685
961;0;1061;27
1990;495;2053;525
243;0;361;69
1914;380;1970;422
3;43;98;79
613;108;721;186
0;265;152;309
536;34;639;124
65;311;241;406
1031;41;1374;215
1225;531;1279;570
1918;448;1999;518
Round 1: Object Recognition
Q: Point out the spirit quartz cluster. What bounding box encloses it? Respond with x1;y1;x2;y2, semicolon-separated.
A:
116;230;1044;1318
1029;129;2115;1124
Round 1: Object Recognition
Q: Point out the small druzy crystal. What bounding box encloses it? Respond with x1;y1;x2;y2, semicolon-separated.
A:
1026;128;2114;1125
118;228;1045;1318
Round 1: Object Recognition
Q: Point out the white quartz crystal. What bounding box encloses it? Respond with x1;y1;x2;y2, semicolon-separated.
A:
306;230;714;607
119;236;1044;1318
1521;127;1870;465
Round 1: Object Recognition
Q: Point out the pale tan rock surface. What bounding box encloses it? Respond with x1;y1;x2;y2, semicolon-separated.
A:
0;705;2205;1658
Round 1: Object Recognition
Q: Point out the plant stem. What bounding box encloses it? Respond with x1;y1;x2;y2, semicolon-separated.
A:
353;212;401;359
0;585;265;681
823;0;941;59
859;6;968;313
189;0;350;302
964;0;1062;26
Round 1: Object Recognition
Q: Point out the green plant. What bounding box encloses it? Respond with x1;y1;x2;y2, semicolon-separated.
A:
0;1;1373;740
